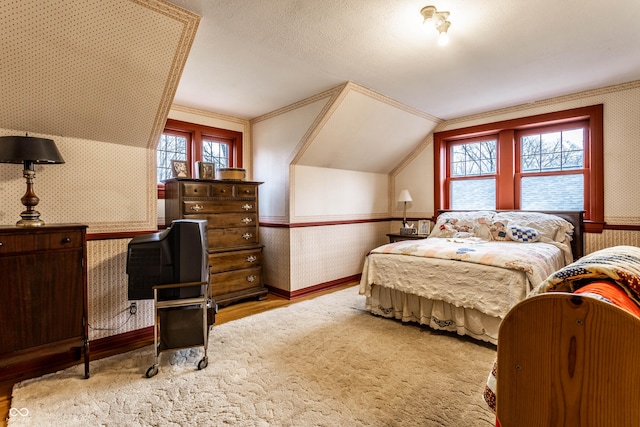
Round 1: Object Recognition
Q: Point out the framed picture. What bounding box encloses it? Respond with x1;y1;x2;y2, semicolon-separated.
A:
418;220;431;235
196;161;215;180
171;160;190;178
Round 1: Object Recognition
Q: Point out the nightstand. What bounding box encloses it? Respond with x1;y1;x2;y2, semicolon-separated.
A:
386;233;428;243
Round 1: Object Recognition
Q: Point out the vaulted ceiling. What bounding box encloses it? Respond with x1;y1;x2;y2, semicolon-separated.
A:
2;0;639;168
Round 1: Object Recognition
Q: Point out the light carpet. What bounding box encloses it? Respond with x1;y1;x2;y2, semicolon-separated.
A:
9;286;497;426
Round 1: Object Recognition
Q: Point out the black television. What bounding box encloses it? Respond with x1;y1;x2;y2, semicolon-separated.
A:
126;219;208;300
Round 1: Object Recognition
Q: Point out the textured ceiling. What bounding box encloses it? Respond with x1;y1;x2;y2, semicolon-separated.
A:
0;0;199;148
167;0;640;120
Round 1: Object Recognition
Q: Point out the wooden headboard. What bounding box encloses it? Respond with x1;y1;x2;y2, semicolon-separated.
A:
437;210;585;261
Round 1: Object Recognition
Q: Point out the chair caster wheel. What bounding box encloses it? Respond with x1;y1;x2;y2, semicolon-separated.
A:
197;357;208;370
146;365;158;378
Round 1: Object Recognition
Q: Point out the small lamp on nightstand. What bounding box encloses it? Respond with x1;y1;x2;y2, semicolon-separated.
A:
0;135;65;227
398;189;413;228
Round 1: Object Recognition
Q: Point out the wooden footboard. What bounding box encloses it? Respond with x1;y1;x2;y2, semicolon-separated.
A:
496;293;640;426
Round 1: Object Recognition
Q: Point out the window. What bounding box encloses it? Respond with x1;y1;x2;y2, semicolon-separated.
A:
202;138;230;169
434;105;604;232
157;130;189;182
517;123;586;211
157;119;243;197
449;138;497;210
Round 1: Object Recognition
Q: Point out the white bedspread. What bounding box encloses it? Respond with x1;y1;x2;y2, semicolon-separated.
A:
360;237;567;319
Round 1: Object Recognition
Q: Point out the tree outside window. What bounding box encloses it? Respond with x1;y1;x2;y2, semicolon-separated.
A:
157;131;188;182
156;119;243;198
449;138;497;210
434;105;604;231
518;125;586;211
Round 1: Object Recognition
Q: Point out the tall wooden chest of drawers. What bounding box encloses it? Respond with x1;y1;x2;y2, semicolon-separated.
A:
164;178;267;305
0;224;89;381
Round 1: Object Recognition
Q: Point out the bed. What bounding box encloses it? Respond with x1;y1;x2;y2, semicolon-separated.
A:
484;245;640;427
359;210;584;344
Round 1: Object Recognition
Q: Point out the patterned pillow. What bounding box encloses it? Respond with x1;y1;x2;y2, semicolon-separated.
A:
507;225;540;243
429;211;495;239
489;221;509;241
493;211;573;243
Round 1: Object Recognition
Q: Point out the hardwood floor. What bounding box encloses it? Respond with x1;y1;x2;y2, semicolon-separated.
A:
0;283;357;426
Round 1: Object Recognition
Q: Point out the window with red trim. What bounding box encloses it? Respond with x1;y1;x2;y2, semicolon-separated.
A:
434;105;604;231
157;119;243;198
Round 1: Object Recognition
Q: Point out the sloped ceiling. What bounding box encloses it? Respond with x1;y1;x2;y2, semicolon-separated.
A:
294;83;439;174
4;1;639;176
0;0;199;148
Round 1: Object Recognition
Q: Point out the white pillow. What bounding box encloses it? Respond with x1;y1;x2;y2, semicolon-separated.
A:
429;211;495;239
493;211;573;243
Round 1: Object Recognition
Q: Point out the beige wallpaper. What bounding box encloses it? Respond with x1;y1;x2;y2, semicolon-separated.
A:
586;229;640;253
288;222;388;292
260;227;291;293
0;128;155;232
0;0;199;150
87;239;154;340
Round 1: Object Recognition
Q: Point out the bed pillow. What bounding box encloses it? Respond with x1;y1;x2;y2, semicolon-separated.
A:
489;221;509;241
429;211;495;239
492;211;574;243
507;225;540;243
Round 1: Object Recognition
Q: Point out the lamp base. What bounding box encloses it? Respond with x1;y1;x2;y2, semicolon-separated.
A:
17;211;45;227
16;166;45;227
17;219;45;227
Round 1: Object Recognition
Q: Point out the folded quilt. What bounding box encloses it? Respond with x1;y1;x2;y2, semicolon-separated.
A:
533;245;640;305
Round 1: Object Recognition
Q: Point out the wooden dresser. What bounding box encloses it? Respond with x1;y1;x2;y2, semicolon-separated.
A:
0;224;89;381
164;178;267;305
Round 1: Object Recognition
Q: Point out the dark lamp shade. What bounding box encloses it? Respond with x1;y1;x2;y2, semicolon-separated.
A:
0;136;65;164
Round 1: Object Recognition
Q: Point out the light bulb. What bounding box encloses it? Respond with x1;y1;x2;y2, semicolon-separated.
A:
438;31;449;46
436;20;451;46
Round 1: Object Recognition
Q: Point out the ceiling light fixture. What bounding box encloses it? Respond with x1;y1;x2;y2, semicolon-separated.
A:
420;5;451;46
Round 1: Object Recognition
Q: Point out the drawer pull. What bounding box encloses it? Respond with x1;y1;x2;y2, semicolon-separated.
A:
220;189;226;193
61;238;72;244
241;217;253;224
190;204;204;212
246;275;256;283
246;255;257;263
242;233;253;240
242;204;253;211
244;189;251;194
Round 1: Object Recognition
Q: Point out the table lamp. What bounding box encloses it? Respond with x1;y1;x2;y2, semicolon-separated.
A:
398;189;413;228
0;135;65;227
